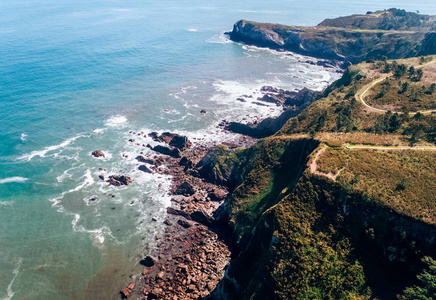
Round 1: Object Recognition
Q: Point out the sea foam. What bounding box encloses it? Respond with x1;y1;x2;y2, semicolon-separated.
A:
105;115;127;127
0;177;29;184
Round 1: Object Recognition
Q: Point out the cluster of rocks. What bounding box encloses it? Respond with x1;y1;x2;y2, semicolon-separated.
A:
107;175;132;187
127;223;230;300
91;150;133;186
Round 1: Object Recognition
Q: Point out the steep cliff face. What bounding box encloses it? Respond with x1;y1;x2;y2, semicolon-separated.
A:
229;10;436;64
230;20;344;61
213;152;436;300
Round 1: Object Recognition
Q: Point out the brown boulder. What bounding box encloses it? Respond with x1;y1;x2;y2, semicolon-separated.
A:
120;288;132;299
157;271;165;279
166;207;191;220
107;175;132;186
208;189;227;201
177;219;192;228
91;150;105;158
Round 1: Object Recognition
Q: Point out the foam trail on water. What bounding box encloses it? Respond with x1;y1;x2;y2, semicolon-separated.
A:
0;177;29;184
206;33;232;44
20;133;28;141
50;169;94;207
3;257;22;300
17;135;84;162
56;164;85;183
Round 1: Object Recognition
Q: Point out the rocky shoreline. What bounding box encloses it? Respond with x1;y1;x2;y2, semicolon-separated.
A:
105;84;323;299
104;128;255;299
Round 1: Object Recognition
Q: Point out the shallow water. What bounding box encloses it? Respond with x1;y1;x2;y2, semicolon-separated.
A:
1;0;435;299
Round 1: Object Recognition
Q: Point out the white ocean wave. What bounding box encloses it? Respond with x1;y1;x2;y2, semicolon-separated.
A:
206;33;232;44
17;135;84;162
104;115;127;127
0;177;29;184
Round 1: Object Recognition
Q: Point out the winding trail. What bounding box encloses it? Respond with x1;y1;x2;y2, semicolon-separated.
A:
356;58;436;115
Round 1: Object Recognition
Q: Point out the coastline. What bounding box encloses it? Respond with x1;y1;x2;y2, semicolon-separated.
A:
114;66;341;299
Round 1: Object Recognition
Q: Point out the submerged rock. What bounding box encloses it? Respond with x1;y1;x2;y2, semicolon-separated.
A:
138;165;152;173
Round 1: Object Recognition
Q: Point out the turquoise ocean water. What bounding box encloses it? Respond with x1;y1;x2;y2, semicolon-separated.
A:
1;0;435;299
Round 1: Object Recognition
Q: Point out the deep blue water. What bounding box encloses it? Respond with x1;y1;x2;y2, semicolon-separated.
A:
1;0;435;299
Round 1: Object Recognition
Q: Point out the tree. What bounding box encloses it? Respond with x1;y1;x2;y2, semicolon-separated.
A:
426;83;436;95
408;66;415;76
394;64;407;79
403;256;436;299
399;81;409;94
416;69;424;81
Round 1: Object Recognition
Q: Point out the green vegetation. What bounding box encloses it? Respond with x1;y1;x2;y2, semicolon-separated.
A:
227;137;319;242
322;147;436;224
280;57;436;144
403;256;436;299
272;176;371;299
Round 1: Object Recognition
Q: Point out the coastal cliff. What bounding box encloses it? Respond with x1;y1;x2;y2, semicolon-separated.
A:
208;54;436;299
229;9;436;64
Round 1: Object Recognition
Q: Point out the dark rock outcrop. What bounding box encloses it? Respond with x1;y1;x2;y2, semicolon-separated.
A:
169;135;192;150
227;88;320;138
140;256;156;267
151;145;181;158
138;165;152;173
174;182;195;196
190;209;215;226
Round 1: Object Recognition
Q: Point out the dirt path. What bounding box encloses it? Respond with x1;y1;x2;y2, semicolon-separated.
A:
344;145;436;151
356;59;436;115
310;144;436;181
309;148;345;181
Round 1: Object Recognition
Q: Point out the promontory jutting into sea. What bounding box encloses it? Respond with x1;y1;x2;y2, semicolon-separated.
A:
0;1;435;299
